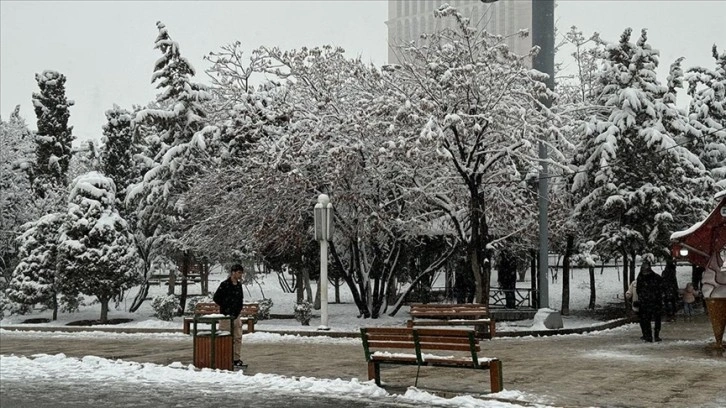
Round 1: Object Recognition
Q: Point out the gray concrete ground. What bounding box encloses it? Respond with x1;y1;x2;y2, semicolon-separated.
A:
2;315;725;408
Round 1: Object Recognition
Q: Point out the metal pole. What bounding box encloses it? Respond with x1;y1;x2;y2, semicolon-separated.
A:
320;238;329;329
532;0;555;309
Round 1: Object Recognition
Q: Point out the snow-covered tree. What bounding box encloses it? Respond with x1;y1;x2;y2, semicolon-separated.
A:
687;45;726;188
0;106;36;282
32;70;75;196
5;212;68;318
100;104;142;210
377;5;563;304
572;29;713;291
57;172;141;323
127;21;216;314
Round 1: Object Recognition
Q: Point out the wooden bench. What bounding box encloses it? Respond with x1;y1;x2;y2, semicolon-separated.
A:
360;327;503;392
407;303;496;339
182;302;259;335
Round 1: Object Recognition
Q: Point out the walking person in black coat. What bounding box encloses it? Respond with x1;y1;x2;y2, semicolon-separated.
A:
636;261;664;342
213;264;246;367
661;261;679;322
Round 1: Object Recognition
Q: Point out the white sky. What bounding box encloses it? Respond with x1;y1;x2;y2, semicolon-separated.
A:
1;1;725;144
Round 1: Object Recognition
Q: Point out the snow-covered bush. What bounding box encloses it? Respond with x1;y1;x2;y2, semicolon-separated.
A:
152;295;179;321
256;298;273;320
186;295;213;314
293;301;313;326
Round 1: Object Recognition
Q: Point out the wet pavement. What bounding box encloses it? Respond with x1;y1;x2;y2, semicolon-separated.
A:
2;314;725;408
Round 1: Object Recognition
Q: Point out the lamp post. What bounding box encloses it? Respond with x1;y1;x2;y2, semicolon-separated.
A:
482;0;554;308
314;194;333;330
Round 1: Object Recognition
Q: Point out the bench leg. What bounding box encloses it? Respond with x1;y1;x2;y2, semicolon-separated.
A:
246;319;255;333
488;359;503;393
489;320;496;338
182;319;191;335
367;362;381;386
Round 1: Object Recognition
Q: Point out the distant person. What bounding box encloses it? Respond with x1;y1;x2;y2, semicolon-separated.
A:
213;264;246;368
636;261;664;342
661;261;679;322
497;249;518;309
682;282;698;320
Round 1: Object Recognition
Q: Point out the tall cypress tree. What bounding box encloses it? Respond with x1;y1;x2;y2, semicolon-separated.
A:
32;70;75;197
101;104;140;210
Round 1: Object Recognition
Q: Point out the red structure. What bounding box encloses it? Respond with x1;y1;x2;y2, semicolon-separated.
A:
671;191;726;349
671;192;726;270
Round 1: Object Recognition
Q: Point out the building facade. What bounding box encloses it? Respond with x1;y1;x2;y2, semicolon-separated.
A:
386;0;533;63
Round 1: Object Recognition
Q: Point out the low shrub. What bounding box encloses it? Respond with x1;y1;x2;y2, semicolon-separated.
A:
152;295;179;321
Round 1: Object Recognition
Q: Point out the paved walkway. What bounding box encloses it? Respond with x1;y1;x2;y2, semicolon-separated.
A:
2;315;725;407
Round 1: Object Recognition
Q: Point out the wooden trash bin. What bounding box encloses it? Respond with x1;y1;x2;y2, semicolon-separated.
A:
192;315;234;370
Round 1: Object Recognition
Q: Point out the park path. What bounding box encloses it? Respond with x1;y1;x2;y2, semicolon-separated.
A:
2;315;725;407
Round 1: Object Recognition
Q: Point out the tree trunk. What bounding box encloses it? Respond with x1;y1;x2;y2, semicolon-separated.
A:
621;250;629;297
333;276;341;304
313;279;321;310
177;252;191;316
588;265;596;309
129;282;150;313
531;249;538;308
99;296;109;323
167;269;176;296
296;268;305;303
561;235;573;315
52;291;58;321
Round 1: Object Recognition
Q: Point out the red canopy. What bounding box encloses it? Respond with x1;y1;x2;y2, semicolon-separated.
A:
671;192;726;268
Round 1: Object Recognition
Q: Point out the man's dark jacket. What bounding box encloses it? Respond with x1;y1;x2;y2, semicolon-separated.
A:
636;269;663;314
213;278;244;317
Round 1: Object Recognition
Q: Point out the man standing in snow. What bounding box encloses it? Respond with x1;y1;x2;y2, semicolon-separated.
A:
635;261;664;342
213;264;246;368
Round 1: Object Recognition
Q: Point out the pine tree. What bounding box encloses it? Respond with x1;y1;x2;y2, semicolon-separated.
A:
1;106;36;282
100;104;141;210
572;29;713;284
32;71;75;196
127;21;215;314
5;213;68;318
687;45;726;188
57;172;141;323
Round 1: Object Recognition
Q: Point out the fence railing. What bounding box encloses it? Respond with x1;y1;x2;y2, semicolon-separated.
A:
404;286;535;309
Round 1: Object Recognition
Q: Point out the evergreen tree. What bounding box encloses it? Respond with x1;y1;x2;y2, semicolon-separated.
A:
0;106;36;282
687;45;726;188
57;172;141;323
572;29;713;283
5;213;68;319
32;70;75;196
100;104;142;209
127;21;215;314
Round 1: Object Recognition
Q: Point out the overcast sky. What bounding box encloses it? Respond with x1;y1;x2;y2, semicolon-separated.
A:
2;1;725;144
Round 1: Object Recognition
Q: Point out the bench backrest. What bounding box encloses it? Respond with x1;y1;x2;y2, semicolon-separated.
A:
241;303;259;317
194;302;259;317
360;327;479;364
194;302;219;315
409;303;489;318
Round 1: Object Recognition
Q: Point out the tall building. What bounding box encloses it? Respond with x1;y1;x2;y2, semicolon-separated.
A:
386;0;533;63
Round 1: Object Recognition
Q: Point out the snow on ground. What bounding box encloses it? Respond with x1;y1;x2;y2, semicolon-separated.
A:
0;263;700;407
0;353;546;408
